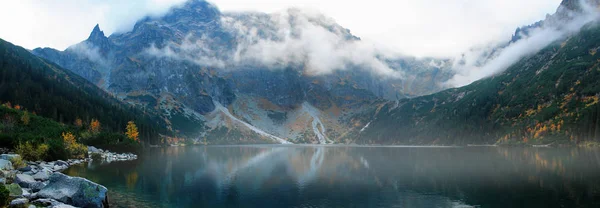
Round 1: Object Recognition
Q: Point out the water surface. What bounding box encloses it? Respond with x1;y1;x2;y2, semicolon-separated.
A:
65;146;600;207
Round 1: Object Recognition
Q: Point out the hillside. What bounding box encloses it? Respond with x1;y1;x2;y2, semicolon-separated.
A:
0;38;168;145
353;23;600;145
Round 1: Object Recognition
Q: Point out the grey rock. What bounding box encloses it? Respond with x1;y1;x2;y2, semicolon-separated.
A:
9;198;28;207
15;174;45;191
1;170;15;181
32;198;61;207
18;166;32;172
21;171;34;175
53;164;68;172
88;146;101;153
0;159;13;171
38;172;109;208
25;192;37;200
33;170;50;181
1;154;21;161
21;188;30;198
28;205;36;208
55;160;69;167
29;181;47;192
15;174;35;187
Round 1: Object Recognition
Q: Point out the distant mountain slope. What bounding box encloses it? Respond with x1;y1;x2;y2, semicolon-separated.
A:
31;0;453;144
0;38;168;144
354;22;600;145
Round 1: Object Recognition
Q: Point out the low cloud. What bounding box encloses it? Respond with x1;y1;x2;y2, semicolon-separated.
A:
446;0;600;87
67;42;110;67
145;8;404;78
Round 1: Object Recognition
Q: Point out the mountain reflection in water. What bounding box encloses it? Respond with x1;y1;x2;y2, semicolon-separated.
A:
65;146;600;208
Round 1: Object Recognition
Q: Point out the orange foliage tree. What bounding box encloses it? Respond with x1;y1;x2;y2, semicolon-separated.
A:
89;119;101;133
125;121;140;142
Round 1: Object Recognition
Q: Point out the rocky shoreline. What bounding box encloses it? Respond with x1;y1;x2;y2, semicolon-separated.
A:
0;146;137;208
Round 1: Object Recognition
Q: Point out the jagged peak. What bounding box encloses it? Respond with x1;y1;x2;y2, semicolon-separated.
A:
88;24;106;41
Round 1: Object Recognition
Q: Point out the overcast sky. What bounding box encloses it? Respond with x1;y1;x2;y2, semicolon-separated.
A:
0;0;561;58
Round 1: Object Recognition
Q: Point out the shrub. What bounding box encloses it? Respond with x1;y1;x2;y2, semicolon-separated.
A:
15;142;48;161
62;132;87;159
0;185;8;207
9;157;25;169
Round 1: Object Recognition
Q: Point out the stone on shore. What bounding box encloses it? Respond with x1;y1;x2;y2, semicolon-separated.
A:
9;198;28;207
0;154;21;161
15;174;45;191
32;170;50;181
38;172;109;208
0;159;13;171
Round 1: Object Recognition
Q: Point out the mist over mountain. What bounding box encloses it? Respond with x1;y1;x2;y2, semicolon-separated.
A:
31;0;600;145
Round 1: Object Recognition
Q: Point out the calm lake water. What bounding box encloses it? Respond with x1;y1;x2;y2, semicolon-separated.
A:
65;145;600;208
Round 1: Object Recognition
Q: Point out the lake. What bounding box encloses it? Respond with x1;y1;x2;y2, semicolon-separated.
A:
64;145;600;208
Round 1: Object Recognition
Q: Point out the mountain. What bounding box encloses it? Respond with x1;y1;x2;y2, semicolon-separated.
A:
352;4;600;145
31;0;600;145
0;38;168;145
32;0;454;144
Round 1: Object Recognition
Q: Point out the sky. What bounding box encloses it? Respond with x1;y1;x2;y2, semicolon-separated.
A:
0;0;562;58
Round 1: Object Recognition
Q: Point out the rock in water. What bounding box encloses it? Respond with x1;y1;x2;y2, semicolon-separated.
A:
38;172;108;208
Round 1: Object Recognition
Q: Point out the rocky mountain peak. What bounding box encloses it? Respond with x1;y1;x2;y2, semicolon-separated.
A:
87;24;106;43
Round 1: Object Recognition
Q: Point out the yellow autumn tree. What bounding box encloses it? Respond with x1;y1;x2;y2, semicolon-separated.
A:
89;119;101;133
62;132;76;148
62;132;87;159
125;121;140;142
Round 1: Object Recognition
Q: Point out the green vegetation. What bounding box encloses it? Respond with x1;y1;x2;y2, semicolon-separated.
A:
8;157;25;170
357;23;600;146
15;142;49;161
0;185;8;207
0;38;169;145
0;38;171;158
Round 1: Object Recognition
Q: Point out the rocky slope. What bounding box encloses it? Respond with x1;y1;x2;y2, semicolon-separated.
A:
33;0;454;144
352;1;600;145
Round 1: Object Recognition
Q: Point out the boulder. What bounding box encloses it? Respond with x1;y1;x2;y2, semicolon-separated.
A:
0;178;5;184
0;159;13;171
21;188;30;198
15;174;35;188
6;183;22;197
88;146;101;153
53;165;68;172
55;160;69;167
0;154;20;161
15;174;45;191
9;198;28;207
37;173;109;208
32;171;50;181
18;166;32;172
